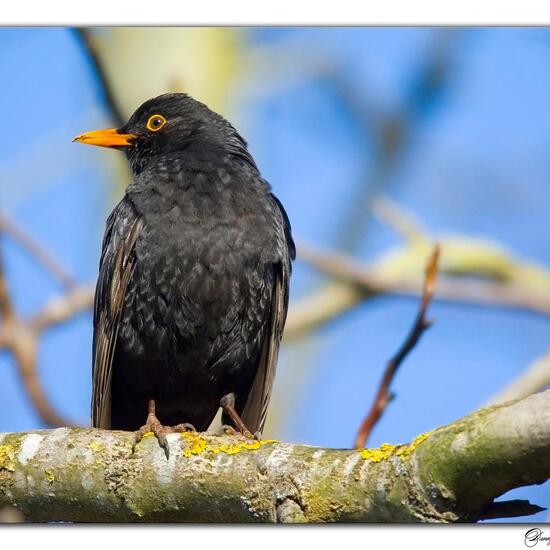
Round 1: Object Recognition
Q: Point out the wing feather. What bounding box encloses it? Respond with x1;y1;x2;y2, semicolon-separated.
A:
240;194;294;434
91;201;143;429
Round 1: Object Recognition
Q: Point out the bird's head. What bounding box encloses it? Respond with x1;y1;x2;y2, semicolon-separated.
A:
74;93;252;174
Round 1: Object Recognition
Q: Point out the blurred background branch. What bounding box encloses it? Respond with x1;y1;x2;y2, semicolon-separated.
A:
287;198;550;339
0;215;77;291
0;218;81;427
73;28;125;127
328;29;461;253
486;349;550;406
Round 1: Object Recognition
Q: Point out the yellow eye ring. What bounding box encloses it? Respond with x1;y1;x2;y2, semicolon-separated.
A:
146;114;167;132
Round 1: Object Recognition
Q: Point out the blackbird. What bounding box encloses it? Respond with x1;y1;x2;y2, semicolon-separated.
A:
74;93;294;455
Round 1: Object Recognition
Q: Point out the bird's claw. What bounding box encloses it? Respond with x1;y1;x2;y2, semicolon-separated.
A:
173;422;197;433
220;424;238;436
220;424;256;441
134;412;172;459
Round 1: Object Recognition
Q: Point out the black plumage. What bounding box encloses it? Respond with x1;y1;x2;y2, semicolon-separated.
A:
77;93;294;440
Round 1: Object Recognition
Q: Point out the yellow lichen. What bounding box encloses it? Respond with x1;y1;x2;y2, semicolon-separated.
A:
360;443;398;463
89;440;104;453
180;432;275;457
0;444;17;472
44;469;55;483
181;432;208;457
360;431;432;463
209;439;275;455
395;432;431;459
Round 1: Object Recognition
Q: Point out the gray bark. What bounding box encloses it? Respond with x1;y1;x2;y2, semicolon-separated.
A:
1;390;549;522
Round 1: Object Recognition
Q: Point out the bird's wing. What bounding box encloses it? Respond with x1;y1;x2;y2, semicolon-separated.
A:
241;195;295;435
92;200;143;429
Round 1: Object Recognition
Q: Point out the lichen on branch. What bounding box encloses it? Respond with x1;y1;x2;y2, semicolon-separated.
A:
1;390;549;523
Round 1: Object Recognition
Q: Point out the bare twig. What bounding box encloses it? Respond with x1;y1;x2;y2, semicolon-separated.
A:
478;500;545;521
0;228;78;427
0;285;93;428
0;251;14;323
354;245;440;449
0;257;72;427
10;328;69;428
28;285;94;334
371;197;427;245
0;214;77;291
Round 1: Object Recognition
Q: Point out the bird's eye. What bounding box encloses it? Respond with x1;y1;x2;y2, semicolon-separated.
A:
146;114;167;132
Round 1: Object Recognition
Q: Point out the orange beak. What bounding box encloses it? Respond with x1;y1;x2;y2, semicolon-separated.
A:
73;128;136;148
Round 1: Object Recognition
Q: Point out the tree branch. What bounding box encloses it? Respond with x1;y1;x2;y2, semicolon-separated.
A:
0;230;83;428
485;349;550;406
355;245;439;448
0;286;89;428
326;29;460;252
286;238;550;341
0;215;77;291
1;390;549;523
285;197;550;341
73;28;125;127
0;250;14;323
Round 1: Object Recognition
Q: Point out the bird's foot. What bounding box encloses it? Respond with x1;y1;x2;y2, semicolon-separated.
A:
134;412;171;459
220;424;260;441
219;393;256;439
133;400;196;459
